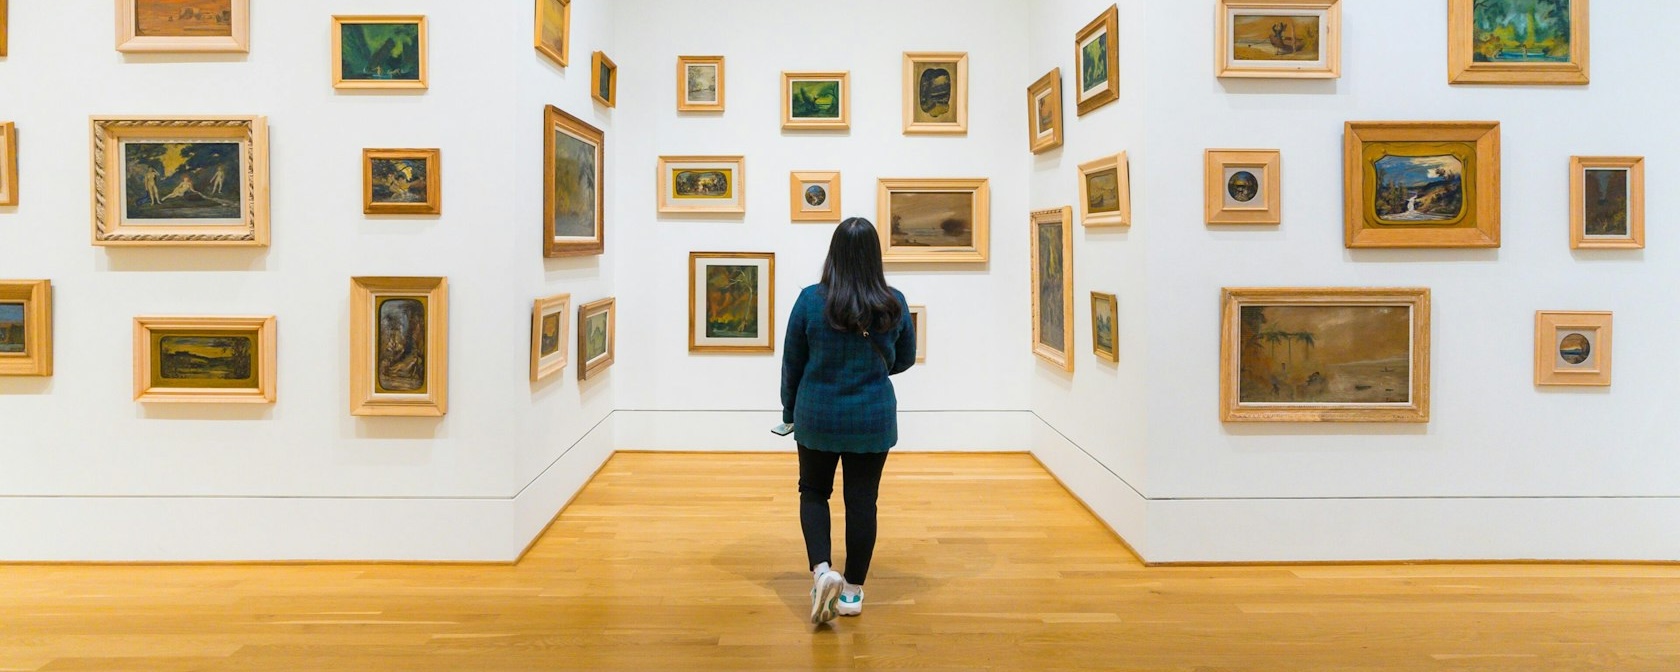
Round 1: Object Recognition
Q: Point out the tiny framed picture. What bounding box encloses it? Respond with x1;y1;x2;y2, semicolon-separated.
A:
118;0;250;53
689;252;776;353
1027;69;1064;155
133;315;275;404
1215;0;1340;79
1206;149;1280;225
1344;121;1501;248
658;155;745;215
789;171;841;222
1075;4;1119;116
909;305;927;363
363;148;440;216
592;51;618;107
0;280;51;377
578;297;616;381
1449;0;1587;85
1570;156;1643;250
1032;207;1075;372
534;0;570;68
677;55;725;112
1535;311;1611;387
0;121;15;206
1078;151;1130;227
91;115;269;247
782;71;850;131
878;178;991;264
903;52;968;135
332;15;427;90
545;105;606;258
350;276;448;417
531;292;571;382
1090;292;1118;364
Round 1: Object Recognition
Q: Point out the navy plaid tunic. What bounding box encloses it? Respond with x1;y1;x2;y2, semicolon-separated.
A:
780;284;916;453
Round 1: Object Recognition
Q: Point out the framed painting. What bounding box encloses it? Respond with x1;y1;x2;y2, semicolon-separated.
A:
658;155;745;215
1075;5;1119;116
1449;0;1587;85
332;15;427;90
1027;69;1064;154
1220;287;1431;423
677;55;725;112
877;178;990;264
1078;151;1130;227
1206;149;1280;225
1344;121;1500;248
789;171;841;222
782;71;850;131
534;0;569;68
578;297;616;381
689;252;776;353
544;105;605;257
363;148;440;216
909;305;927;363
0;280;51;377
350;276;447;417
1535;311;1611;387
0;0;7;58
117;0;249;53
133;315;274;404
1216;0;1340;79
1032;207;1075;372
1570;156;1643;249
531;292;571;382
1091;292;1118;364
90;115;269;247
592;51;618;107
0;122;15;207
903;52;968;135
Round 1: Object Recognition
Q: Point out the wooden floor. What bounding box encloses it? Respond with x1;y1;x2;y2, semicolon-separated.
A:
1;452;1678;671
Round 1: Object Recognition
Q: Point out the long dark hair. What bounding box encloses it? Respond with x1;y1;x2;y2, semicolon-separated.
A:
821;218;901;335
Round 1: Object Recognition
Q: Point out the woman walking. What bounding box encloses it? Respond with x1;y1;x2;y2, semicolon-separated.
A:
781;217;916;625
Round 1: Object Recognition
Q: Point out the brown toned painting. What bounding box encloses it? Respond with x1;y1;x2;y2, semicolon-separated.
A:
534;0;569;67
890;192;974;248
154;333;257;389
1238;304;1410;405
1231;14;1320;62
376;296;427;394
135;0;233;37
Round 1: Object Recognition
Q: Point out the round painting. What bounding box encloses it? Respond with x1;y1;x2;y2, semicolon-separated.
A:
1559;333;1592;365
805;185;828;207
1227;171;1259;203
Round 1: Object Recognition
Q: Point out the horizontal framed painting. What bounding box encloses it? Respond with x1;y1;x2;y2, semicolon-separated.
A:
545;105;606;257
1027;68;1064;154
909;305;927;363
578;297;616;381
332;15;427;90
903;52;968;135
782;71;850;131
0;121;15;206
1343;121;1500;248
689;252;775;353
1220;287;1431;423
1570;156;1643;249
1216;0;1340;79
1091;292;1118;364
534;0;569;68
1448;0;1587;85
363;148;440;216
1535;311;1611;387
877;178;990;264
350;276;447;417
1078;151;1130;226
1032;207;1075;372
1206;149;1280;225
91;115;269;247
118;0;250;53
593;51;617;107
133;315;274;404
677;55;724;112
659;155;745;215
789;171;840;223
0;280;51;377
531;292;571;382
1075;4;1119;116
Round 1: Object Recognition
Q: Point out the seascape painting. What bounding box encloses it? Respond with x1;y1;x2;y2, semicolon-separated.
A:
540;312;562;357
1472;0;1571;63
1239;305;1411;404
913;61;957;124
705;265;760;339
789;80;842;119
1557;329;1593;368
1372;153;1465;224
1085;168;1120;214
1231;14;1320;61
537;0;566;61
0;302;23;354
1080;30;1109;94
687;64;718;103
673;169;732;199
1037;221;1066;351
123;141;242;221
551;129;598;237
1226;168;1261;206
157;334;255;387
340;21;422;82
890;192;973;248
1583;168;1628;237
135;0;233;37
376;297;427;394
804;184;828;208
370;158;428;204
584;310;608;363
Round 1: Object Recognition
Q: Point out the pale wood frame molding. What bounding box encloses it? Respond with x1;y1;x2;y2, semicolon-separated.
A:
1074;4;1119;116
1027;68;1064;155
350;276;448;417
1078;151;1131;227
1031;206;1076;372
902;52;968;135
0;279;51;377
788;171;841;222
332;15;428;90
1448;0;1588;85
133;315;275;404
1206;148;1281;225
577;297;616;381
592;51;618;107
544;105;606;257
363;148;441;216
533;0;570;67
676;55;725;112
117;0;250;53
1215;0;1341;79
1343;121;1500;248
1570;156;1643;250
1090;291;1118;364
90;115;270;247
0;122;16;206
658;155;746;215
781;71;851;131
1535;310;1612;387
688;252;776;354
531;293;571;382
877;177;990;264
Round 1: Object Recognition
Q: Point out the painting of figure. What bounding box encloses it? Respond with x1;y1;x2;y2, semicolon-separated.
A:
789;80;842;119
1037;221;1067;351
539;312;562;357
370;158;428;204
914;62;957;123
158;334;254;385
1086;168;1120;215
123;141;242;221
1231;14;1320;61
1372;154;1465;223
551;129;598;237
584;310;608;363
1583;168;1628;237
890;192;973;248
1239;305;1411;404
687;64;718;103
0;303;23;354
1472;0;1572;63
674;169;733;199
706;265;760;339
377;297;427;394
135;0;233;37
340;20;422;82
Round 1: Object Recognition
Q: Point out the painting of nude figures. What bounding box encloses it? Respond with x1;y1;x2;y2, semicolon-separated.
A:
124;141;242;222
93;116;269;246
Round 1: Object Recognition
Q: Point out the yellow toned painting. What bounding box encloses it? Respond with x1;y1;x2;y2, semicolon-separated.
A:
536;0;568;66
1231;14;1321;61
150;331;259;390
673;168;734;200
135;0;234;37
1238;304;1411;404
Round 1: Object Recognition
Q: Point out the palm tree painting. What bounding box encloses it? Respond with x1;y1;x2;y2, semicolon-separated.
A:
705;265;759;339
1238;305;1410;404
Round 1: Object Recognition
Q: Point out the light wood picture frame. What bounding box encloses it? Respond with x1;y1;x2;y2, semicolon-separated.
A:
877;178;990;264
1032;207;1075;372
332;15;427;91
350;276;447;417
592;51;618;107
1206;149;1281;225
1091;292;1118;364
1535;311;1611;387
133;315;274;404
677;55;725;112
1221;287;1431;423
903;52;968;135
118;0;249;53
689;252;776;353
782;71;850;131
1075;4;1119;116
0;122;15;207
1216;0;1340;79
544;105;606;258
1344;121;1500;249
0;0;8;58
531;292;571;382
534;0;570;68
1449;0;1587;85
1570;156;1643;250
659;155;745;215
1078;151;1130;226
909;305;927;363
789;171;841;222
1027;68;1064;155
0;280;51;377
363;148;440;216
577;297;616;381
90;115;269;247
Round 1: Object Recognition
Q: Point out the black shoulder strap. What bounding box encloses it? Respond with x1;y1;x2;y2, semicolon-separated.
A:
862;331;890;370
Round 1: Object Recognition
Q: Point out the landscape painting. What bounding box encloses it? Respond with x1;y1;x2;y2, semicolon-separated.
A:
0;303;23;354
790;80;841;120
690;253;774;352
1074;5;1118;114
706;265;759;339
584;311;608;363
1345;122;1499;248
1091;293;1117;363
1225;168;1262;207
135;0;232;37
1231;14;1320;61
1472;0;1572;63
1582;168;1628;236
805;184;828;208
674;169;733;200
540;313;562;357
687;64;718;104
1556;329;1594;368
1080;30;1109;95
535;0;568;66
156;334;256;388
1037;93;1056;135
370;157;428;205
530;293;570;382
912;61;958;124
1037;222;1066;351
551;125;598;237
1028;69;1063;154
1238;304;1411;405
335;16;425;87
1372;153;1465;224
123;141;242;222
376;296;428;394
890;192;973;248
1086;168;1121;215
1534;310;1610;386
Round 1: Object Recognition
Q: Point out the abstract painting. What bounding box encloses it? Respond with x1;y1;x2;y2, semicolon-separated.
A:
1032;207;1075;372
1217;1;1341;78
1535;311;1611;386
878;178;990;263
332;15;427;90
92;116;269;246
789;171;841;222
363;148;440;215
351;277;447;416
531;293;571;382
534;0;569;67
578;297;615;381
592;51;617;107
903;52;968;134
1206;149;1280;225
0;122;14;207
690;253;775;353
1078;151;1130;226
1075;5;1119;116
782;71;850;130
545;105;605;257
1449;0;1587;84
0;280;49;376
659;155;745;214
678;55;725;112
1344;122;1500;248
1091;292;1118;363
1027;69;1064;154
118;0;248;53
132;316;274;403
1570;156;1643;249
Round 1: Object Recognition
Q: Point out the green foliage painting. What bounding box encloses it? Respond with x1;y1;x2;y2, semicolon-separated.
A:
1081;33;1108;92
789;80;841;119
341;22;422;81
1472;0;1571;63
705;265;759;339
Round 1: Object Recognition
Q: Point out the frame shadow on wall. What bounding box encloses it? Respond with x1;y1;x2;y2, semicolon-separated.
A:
99;247;270;273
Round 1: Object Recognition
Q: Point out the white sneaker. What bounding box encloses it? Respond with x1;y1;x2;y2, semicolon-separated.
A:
837;583;863;617
810;570;844;624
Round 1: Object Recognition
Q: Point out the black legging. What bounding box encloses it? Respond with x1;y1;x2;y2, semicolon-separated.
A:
797;444;889;585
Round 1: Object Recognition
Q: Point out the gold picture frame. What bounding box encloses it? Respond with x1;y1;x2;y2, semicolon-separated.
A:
659;155;745;215
350;276;447;417
133;315;275;404
789;171;841;222
544;105;606;258
1032;207;1075;372
689;252;776;354
1027;68;1064;154
534;0;570;68
363;148;440;216
1215;0;1340;79
1449;0;1588;85
90;115;269;247
1206;149;1280;225
0;0;8;58
677;55;725;112
1220;287;1431;423
1343;121;1500;248
531;293;571;382
1570;156;1643;250
332;15;428;91
877;178;990;264
578;297;616;381
782;71;851;131
903;52;968;135
1535;311;1611;387
117;0;250;53
909;305;927;363
0;121;15;206
592;51;618;107
1075;4;1119;116
1091;292;1118;364
0;280;51;377
1078;151;1130;227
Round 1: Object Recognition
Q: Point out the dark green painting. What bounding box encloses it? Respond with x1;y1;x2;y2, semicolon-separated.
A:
124;141;241;220
1472;0;1572;63
789;80;842;119
0;303;24;354
340;21;422;81
377;297;427;394
1583;168;1628;237
706;265;759;339
552;129;598;237
154;334;256;389
1037;222;1065;350
370;158;428;204
584;311;609;362
1081;32;1109;92
597;62;614;101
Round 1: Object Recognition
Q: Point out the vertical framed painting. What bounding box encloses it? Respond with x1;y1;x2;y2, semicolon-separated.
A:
1078;151;1130;227
689;252;776;353
1449;0;1587;85
1027;69;1064;154
1220;287;1431;423
658;155;745;215
877;178;990;263
531;293;571;382
350;277;447;417
0;122;15;206
132;315;275;404
1075;5;1119;116
1215;0;1340;78
0;0;8;58
790;171;841;222
332;15;427;90
544;105;605;257
1032;207;1075;372
1206;149;1280;225
903;52;968;135
1344;121;1500;248
1570;156;1643;249
117;0;250;53
677;55;725;112
534;0;569;67
909;305;927;363
1535;311;1611;387
363;148;440;216
90;115;270;247
782;71;850;131
578;297;616;381
1090;292;1118;364
0;280;51;377
592;51;618;107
